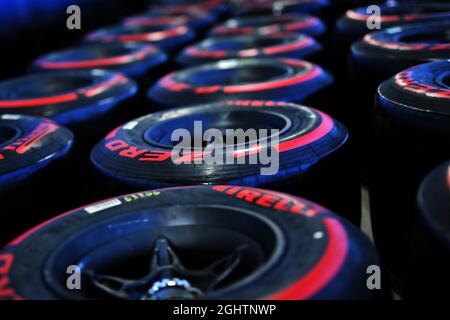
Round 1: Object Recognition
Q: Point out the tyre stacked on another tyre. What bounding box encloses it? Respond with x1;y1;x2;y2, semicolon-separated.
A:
91;100;361;225
0;70;138;209
406;161;450;299
0;114;73;246
347;21;450;172
369;60;450;293
0;185;382;300
336;2;450;51
332;2;450;119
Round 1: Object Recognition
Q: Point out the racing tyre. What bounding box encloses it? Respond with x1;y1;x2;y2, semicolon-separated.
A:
148;58;332;109
0;70;137;129
351;21;450;80
0;115;73;245
233;0;330;16
91;100;360;224
336;2;450;45
347;21;450;171
149;0;230;17
332;2;450;80
33;43;168;86
369;61;450;291
406;161;450;299
176;33;322;67
0;185;381;300
85;23;196;53
124;9;216;32
210;14;326;39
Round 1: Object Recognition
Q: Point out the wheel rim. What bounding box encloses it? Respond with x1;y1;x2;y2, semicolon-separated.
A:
142;109;292;150
43;205;285;300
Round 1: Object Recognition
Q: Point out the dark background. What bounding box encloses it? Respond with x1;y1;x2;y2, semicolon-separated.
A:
0;0;149;79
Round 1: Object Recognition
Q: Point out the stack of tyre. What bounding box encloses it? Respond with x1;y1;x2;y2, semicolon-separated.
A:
0;0;447;301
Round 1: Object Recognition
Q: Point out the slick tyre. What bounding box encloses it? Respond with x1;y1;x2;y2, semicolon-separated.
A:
33;43;168;84
91;100;347;187
369;61;450;290
210;14;326;38
91;100;360;224
351;21;450;79
148;58;332;108
0;114;73;191
85;24;196;52
176;33;322;66
233;0;330;16
0;185;380;300
336;2;450;44
0;114;73;245
406;161;450;299
0;70;137;128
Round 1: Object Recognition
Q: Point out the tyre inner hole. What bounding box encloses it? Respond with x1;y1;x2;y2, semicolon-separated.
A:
434;71;450;89
230;16;292;28
143;110;291;149
398;30;450;44
0;125;19;148
205;37;289;51
184;63;292;86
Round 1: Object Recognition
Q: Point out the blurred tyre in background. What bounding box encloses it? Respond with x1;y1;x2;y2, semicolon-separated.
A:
369;60;450;293
210;14;327;39
406;161;450;299
32;43;168;89
176;33;322;67
0;115;73;246
85;23;196;53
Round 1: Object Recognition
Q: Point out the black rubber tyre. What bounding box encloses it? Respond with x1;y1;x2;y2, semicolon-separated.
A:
84;23;196;52
0;114;73;191
330;0;380;15
150;0;230;17
0;114;73;245
91;100;360;224
176;33;322;67
123;9;216;31
0;70;137;127
0;69;138;188
148;58;332;108
369;61;450;291
210;14;326;38
336;2;450;45
406;161;450;299
351;21;450;79
33;43;168;83
347;21;450;171
0;185;381;300
233;0;330;16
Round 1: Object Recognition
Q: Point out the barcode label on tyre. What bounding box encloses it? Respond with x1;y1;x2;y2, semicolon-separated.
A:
84;199;122;214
